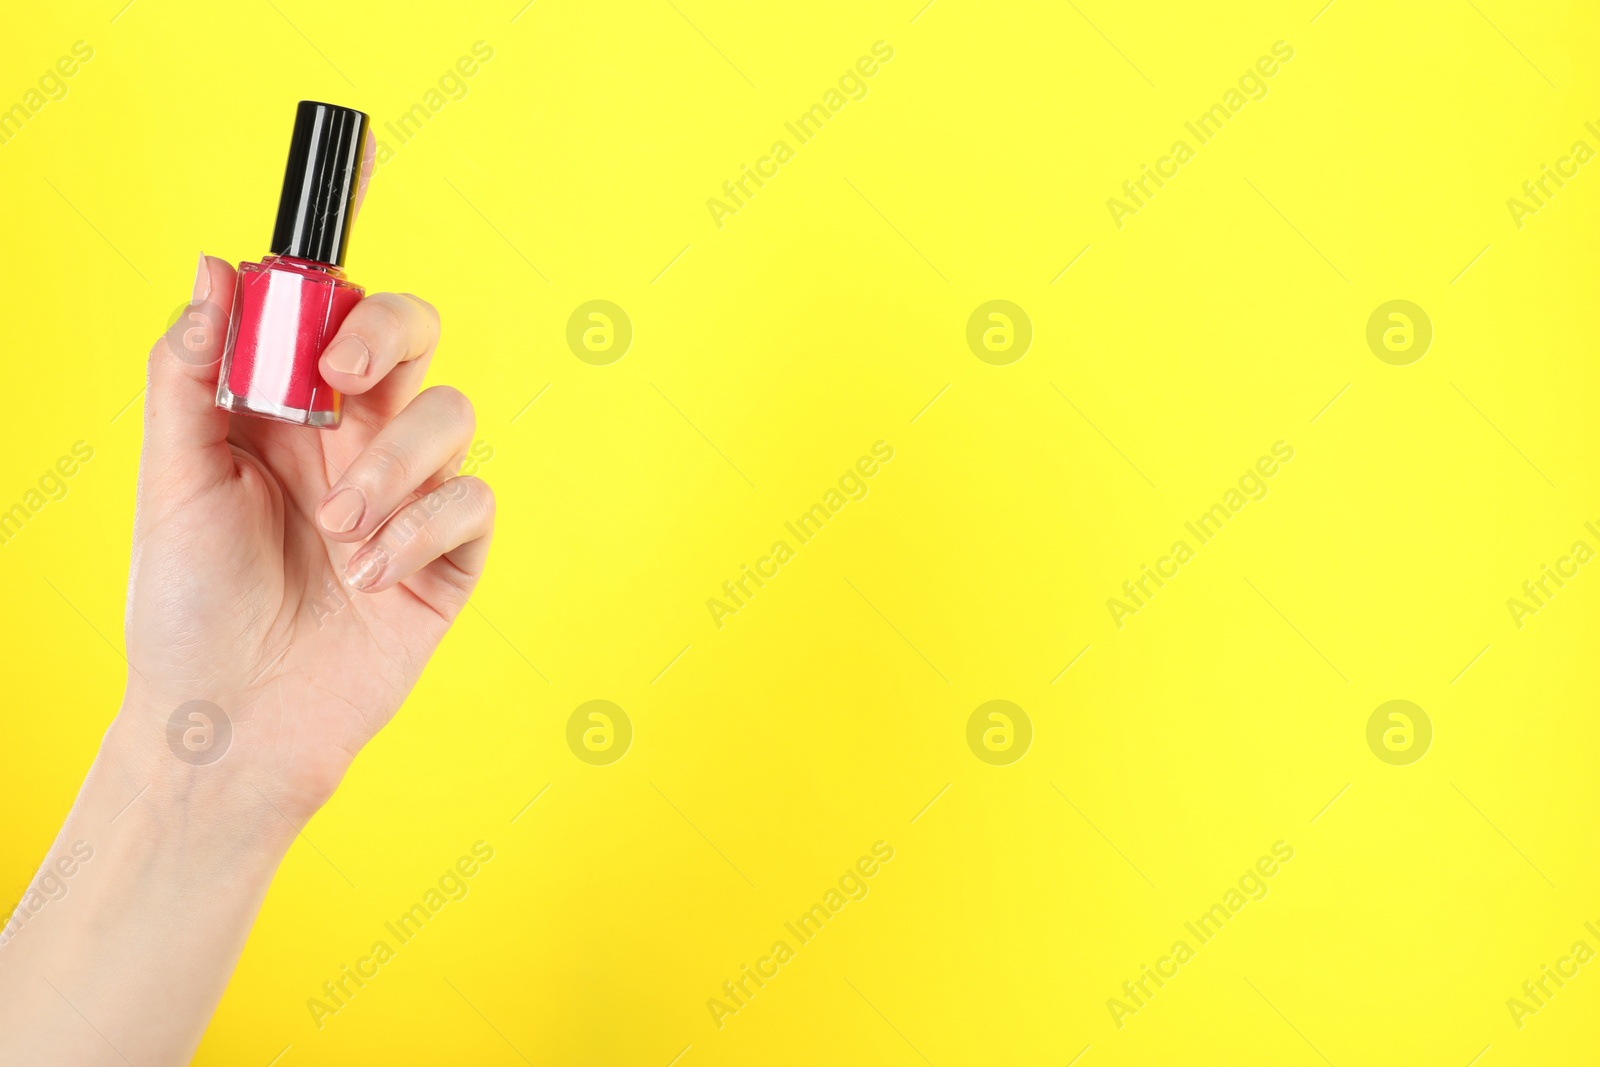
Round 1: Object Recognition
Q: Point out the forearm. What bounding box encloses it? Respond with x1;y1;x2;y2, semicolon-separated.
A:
0;708;297;1067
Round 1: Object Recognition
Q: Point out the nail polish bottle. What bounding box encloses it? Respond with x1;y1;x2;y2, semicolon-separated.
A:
216;101;370;428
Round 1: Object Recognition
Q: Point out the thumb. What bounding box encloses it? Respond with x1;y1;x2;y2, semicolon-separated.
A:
144;254;237;488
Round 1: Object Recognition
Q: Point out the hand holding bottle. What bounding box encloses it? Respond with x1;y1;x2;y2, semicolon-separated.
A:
127;249;494;819
0;115;494;1066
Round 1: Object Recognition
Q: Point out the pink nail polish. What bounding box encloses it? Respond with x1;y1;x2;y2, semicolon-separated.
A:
318;486;364;534
216;101;369;429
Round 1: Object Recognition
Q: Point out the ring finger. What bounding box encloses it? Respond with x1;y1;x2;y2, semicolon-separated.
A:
343;476;495;596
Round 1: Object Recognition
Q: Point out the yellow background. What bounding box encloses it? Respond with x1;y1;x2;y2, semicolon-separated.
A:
2;0;1598;1063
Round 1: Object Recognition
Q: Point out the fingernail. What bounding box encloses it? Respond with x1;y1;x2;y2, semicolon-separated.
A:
192;253;210;303
346;551;384;591
324;336;370;377
318;486;365;534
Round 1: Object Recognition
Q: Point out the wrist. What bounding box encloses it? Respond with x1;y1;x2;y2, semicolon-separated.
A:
102;696;302;856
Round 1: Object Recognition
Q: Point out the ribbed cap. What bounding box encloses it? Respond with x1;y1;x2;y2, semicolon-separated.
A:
269;101;369;267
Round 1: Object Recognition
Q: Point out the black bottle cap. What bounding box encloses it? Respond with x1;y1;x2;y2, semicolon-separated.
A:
269;101;370;267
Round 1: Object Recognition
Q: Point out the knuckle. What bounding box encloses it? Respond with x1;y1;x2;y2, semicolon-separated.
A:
443;476;494;517
148;323;218;371
393;500;435;544
377;503;433;560
400;292;440;327
357;295;411;349
426;385;476;430
360;441;414;488
466;476;495;516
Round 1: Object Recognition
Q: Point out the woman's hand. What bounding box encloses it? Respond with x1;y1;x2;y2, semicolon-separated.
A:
0;144;495;1066
123;255;493;819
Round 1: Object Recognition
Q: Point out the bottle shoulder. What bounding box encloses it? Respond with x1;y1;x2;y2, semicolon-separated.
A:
238;255;363;292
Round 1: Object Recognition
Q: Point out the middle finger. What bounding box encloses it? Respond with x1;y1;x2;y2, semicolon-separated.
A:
316;385;476;542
